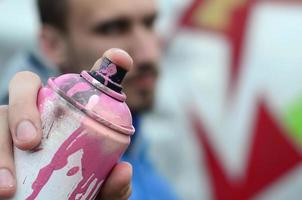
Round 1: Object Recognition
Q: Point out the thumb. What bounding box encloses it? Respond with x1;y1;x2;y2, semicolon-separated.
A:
97;162;132;200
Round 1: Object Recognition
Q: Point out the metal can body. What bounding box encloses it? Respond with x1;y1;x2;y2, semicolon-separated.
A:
11;72;133;200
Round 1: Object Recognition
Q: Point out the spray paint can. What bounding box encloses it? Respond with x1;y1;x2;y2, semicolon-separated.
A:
11;57;135;200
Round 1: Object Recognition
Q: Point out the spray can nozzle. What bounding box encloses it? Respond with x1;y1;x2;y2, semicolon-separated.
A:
88;57;128;93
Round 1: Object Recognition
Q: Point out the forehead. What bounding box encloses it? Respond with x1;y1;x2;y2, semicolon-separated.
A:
68;0;157;24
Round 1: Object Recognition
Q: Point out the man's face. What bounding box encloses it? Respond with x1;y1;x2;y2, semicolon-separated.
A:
61;0;160;113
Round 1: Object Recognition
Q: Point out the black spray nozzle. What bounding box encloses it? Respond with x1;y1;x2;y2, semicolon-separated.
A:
89;57;127;93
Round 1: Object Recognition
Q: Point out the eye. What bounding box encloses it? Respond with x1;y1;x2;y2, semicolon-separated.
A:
143;14;157;30
93;18;131;36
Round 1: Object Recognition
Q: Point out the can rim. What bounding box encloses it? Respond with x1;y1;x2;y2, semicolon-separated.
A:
81;71;126;102
48;78;135;136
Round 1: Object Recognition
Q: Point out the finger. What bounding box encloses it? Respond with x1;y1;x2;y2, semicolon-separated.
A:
97;162;132;200
8;71;43;150
91;48;133;72
0;106;16;198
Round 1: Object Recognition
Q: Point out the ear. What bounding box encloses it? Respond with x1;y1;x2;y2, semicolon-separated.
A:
38;25;68;66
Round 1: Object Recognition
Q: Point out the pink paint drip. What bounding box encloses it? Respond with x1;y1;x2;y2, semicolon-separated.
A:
26;124;121;200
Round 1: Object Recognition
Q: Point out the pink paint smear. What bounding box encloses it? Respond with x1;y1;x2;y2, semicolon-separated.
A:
26;125;118;200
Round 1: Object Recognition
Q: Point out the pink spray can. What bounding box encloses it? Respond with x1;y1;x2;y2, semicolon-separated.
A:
11;57;135;200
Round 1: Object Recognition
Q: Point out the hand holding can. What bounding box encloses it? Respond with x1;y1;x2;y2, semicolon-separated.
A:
7;49;135;200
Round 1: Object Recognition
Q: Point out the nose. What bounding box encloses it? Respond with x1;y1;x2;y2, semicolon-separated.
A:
129;25;160;66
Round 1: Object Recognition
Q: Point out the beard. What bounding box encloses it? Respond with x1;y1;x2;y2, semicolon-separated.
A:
122;62;159;114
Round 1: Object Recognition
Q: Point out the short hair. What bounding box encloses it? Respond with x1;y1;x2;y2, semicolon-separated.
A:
37;0;68;31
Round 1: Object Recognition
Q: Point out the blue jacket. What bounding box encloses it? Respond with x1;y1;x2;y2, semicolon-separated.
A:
125;114;178;200
0;52;178;200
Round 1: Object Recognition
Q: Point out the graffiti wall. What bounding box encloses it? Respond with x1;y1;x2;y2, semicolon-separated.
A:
144;1;302;199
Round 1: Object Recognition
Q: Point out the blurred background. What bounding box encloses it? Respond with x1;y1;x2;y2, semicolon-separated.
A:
0;0;39;74
1;0;302;200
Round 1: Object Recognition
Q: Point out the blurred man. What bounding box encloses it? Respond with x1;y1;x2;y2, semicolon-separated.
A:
0;0;178;199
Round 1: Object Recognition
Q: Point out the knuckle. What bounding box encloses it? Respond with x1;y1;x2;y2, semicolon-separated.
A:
118;185;132;200
7;102;29;119
125;186;132;199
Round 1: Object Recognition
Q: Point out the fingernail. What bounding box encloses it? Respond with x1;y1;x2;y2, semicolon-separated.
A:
0;169;14;188
16;120;37;141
